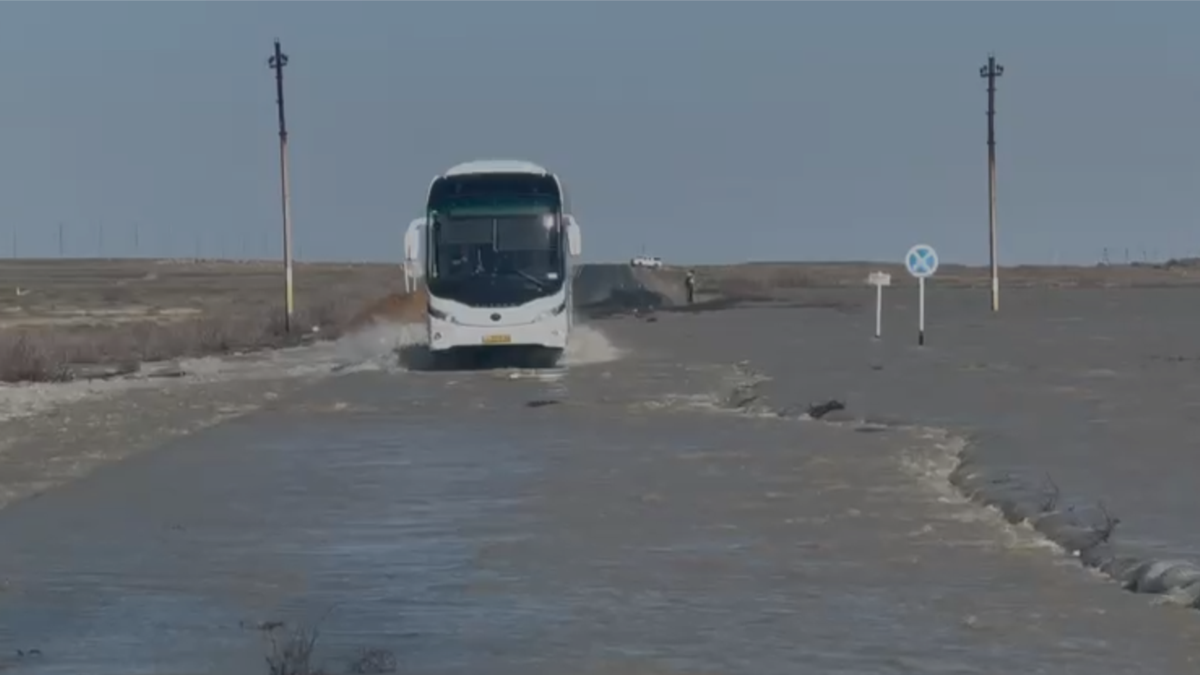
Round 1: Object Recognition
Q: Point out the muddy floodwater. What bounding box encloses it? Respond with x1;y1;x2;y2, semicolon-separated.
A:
2;290;1200;674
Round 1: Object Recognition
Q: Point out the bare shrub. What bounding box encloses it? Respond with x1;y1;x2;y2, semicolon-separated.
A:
256;608;396;675
348;648;398;674
263;623;323;675
1088;501;1121;548
300;299;353;338
0;331;72;383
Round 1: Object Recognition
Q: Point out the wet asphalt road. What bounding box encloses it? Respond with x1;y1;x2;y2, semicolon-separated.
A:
0;301;1199;674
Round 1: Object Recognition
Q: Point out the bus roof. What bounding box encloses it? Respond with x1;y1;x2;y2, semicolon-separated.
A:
443;159;550;177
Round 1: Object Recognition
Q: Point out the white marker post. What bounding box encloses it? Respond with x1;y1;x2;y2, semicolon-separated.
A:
904;244;939;347
918;277;926;345
866;271;891;339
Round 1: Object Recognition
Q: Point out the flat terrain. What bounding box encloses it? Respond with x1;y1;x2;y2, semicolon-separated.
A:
1;255;1197;380
0;256;1145;381
0;258;400;330
691;257;1200;296
1;259;1200;672
2;257;1199;330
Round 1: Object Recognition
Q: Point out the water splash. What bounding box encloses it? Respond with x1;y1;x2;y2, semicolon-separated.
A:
332;321;427;371
562;323;621;366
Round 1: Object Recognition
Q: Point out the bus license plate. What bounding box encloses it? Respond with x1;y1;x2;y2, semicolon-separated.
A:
482;334;512;345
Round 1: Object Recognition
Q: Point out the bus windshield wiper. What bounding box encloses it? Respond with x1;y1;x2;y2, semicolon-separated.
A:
507;268;547;290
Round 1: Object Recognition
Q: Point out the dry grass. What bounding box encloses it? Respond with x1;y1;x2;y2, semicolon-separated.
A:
0;259;404;383
0;302;349;383
688;259;1200;300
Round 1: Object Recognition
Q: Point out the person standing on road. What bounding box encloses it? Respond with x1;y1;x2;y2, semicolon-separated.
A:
685;269;696;305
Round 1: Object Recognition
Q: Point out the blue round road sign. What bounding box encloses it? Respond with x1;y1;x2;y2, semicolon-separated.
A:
905;244;939;278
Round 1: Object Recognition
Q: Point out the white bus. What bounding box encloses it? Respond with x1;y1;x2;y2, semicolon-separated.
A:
404;159;582;368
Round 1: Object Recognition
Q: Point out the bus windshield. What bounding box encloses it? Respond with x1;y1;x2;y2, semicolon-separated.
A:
428;212;565;306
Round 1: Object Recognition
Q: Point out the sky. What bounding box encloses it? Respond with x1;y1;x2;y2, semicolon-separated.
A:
0;2;1196;266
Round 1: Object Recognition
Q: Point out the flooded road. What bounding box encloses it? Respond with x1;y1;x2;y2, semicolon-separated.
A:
0;317;1199;674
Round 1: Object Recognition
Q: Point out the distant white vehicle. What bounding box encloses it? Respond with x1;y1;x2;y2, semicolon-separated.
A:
630;255;663;269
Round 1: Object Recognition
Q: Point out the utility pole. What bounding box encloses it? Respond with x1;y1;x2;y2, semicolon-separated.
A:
133;223;140;256
58;222;64;258
269;38;295;333
980;54;1004;312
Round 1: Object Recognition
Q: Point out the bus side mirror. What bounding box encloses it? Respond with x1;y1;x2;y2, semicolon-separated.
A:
565;215;582;257
405;217;426;266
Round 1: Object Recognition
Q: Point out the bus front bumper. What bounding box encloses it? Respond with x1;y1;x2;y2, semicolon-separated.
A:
428;316;568;353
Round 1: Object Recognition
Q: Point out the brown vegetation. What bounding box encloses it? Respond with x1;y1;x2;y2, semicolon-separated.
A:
689;259;1200;300
344;286;428;333
0;259;408;384
0;304;346;383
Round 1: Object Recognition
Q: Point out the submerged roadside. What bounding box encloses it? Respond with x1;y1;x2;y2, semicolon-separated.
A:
603;288;1200;616
0;320;425;512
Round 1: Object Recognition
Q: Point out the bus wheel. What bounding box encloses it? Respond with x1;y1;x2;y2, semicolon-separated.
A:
427;351;459;371
528;347;564;369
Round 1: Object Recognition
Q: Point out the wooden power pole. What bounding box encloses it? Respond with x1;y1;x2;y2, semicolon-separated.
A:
980;54;1004;312
269;39;295;332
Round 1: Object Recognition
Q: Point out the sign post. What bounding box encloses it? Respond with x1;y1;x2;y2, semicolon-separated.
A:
904;244;939;346
866;271;892;339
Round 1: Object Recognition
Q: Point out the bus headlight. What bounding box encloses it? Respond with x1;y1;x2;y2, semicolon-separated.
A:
428;304;457;323
535;299;568;322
